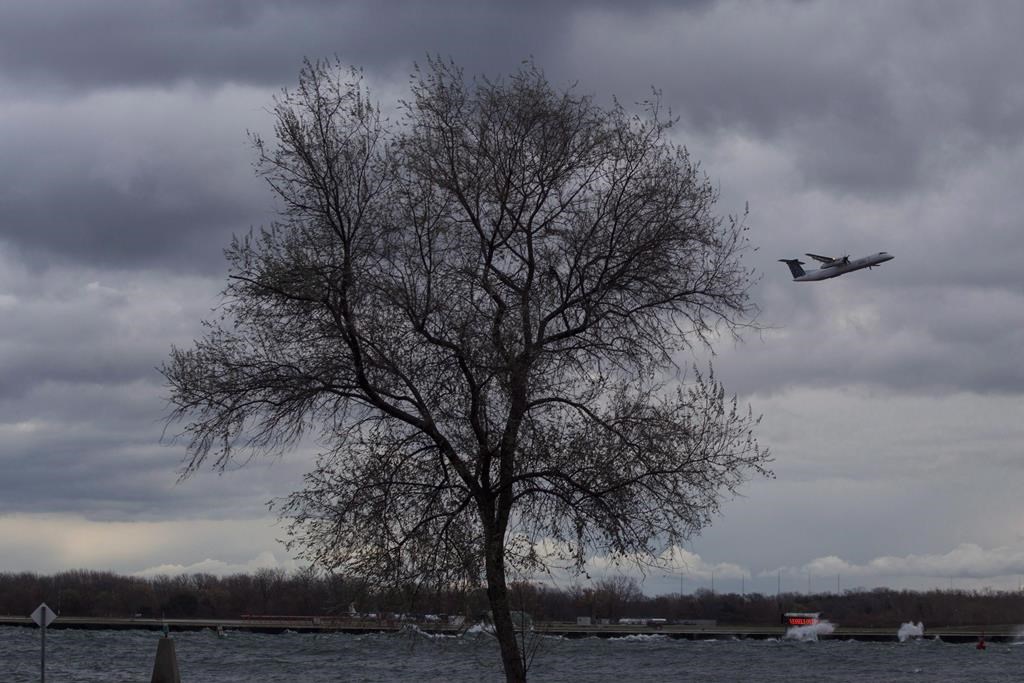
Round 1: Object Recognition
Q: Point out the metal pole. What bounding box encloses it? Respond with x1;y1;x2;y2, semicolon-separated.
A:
41;623;46;683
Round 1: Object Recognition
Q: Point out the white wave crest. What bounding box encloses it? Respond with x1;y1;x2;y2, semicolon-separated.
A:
399;624;455;639
462;622;496;638
785;620;836;641
610;634;670;642
898;622;924;642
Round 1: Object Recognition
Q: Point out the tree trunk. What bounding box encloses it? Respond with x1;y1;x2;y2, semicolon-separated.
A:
485;529;527;683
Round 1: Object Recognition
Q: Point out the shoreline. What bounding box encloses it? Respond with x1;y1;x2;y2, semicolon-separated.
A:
0;616;1014;643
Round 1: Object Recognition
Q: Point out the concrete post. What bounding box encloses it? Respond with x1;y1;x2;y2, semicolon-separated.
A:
150;636;182;683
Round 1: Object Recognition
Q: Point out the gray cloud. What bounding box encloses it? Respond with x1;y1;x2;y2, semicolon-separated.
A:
565;2;1024;195
2;174;247;271
686;389;1024;575
0;373;313;522
707;279;1024;397
2;0;1024;589
0;83;274;272
0;253;314;522
0;1;708;92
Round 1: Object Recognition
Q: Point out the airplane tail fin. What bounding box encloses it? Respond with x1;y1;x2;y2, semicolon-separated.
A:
779;259;806;279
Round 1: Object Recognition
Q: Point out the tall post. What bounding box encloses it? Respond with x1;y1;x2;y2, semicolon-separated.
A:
30;603;56;683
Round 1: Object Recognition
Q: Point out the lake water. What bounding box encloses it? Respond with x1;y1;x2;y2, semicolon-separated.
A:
2;625;1021;682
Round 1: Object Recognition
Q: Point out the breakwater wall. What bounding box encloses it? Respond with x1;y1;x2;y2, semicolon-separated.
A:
0;616;1015;642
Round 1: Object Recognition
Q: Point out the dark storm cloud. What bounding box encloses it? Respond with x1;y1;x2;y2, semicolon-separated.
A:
6;0;1018;272
0;249;312;522
3;0;1024;584
0;82;274;272
564;1;1024;195
0;0;704;91
0;353;309;522
0;0;708;272
2;172;252;272
0;0;333;89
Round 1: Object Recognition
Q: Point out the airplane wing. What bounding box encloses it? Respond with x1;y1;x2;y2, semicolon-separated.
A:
805;253;850;266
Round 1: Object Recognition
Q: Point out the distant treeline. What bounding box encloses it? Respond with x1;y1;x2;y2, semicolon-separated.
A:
2;569;1023;628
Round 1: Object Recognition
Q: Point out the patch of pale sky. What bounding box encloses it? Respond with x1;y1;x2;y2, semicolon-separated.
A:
0;515;293;575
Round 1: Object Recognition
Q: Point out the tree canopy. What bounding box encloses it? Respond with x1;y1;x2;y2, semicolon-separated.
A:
163;58;769;682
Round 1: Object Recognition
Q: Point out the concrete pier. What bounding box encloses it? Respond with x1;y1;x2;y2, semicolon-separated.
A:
150;636;181;683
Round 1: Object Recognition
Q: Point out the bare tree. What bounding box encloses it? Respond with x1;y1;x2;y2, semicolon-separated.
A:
594;575;645;621
163;58;769;682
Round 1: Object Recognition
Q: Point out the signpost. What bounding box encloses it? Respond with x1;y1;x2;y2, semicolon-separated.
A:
31;603;57;683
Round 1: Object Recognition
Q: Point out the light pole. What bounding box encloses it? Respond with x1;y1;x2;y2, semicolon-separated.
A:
663;572;685;596
664;572;685;621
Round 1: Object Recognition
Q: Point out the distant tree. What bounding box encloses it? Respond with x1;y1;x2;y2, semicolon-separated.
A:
288;565;324;614
253;567;287;614
162;58;768;682
594;575;644;620
162;592;199;618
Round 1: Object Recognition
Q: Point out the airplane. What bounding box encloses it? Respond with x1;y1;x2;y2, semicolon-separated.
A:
779;251;894;281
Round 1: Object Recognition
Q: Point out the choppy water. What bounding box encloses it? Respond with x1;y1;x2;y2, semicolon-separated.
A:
2;625;1021;682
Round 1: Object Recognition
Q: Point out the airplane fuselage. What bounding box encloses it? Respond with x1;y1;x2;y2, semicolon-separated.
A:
783;252;894;281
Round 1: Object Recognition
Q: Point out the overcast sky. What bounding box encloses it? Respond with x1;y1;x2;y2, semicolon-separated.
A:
3;0;1023;598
